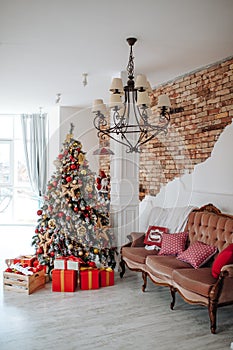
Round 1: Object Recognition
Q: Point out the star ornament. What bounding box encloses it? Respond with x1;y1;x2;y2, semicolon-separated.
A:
65;133;73;143
61;183;72;197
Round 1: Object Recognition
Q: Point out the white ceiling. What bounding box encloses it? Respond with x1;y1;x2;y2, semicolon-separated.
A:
1;0;233;114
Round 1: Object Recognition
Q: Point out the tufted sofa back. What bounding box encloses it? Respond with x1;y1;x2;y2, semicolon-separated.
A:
185;211;233;252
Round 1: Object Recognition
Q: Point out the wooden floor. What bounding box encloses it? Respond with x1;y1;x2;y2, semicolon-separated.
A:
0;267;233;350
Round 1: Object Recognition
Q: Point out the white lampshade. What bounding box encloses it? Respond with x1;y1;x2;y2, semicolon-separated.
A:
157;94;171;108
146;81;152;93
92;99;107;113
109;94;123;109
136;91;150;106
135;74;148;89
109;78;124;93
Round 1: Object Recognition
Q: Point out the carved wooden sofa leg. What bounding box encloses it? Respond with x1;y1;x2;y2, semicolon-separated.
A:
142;271;147;292
208;271;226;334
208;300;218;334
119;258;126;278
170;286;176;310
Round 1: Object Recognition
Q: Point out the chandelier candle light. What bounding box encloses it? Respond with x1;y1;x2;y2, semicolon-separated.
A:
92;37;182;153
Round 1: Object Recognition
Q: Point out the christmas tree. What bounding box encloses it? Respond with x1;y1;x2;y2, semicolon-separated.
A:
32;124;116;272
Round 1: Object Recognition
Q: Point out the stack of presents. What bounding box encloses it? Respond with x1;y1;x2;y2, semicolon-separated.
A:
3;255;114;294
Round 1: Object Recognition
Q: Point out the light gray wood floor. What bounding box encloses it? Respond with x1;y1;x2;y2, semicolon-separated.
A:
0;267;232;350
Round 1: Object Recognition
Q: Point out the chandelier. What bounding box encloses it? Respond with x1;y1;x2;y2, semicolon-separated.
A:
92;37;180;153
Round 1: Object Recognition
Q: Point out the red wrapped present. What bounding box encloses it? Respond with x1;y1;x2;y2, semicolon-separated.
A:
13;255;36;267
80;268;99;290
52;269;77;292
99;268;114;287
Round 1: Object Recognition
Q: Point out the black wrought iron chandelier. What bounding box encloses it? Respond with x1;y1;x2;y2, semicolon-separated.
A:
92;37;180;153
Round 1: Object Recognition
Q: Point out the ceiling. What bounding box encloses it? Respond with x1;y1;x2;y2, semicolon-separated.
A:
1;0;233;114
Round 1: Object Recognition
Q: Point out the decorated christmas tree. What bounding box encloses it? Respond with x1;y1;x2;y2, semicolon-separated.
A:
32;124;116;272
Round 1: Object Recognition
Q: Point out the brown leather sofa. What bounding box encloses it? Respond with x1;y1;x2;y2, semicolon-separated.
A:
120;205;233;334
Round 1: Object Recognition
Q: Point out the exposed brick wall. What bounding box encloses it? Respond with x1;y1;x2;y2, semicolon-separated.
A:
140;56;233;196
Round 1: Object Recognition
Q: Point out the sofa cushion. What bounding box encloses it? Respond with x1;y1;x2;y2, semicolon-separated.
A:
144;226;169;247
177;241;217;269
212;244;233;278
122;247;158;264
172;268;217;297
158;232;188;256
146;255;191;279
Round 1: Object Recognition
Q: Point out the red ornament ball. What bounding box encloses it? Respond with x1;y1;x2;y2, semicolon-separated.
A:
88;261;97;268
58;212;64;217
66;216;71;221
70;164;76;170
58;154;63;160
66;176;72;182
37;210;42;216
37;247;43;254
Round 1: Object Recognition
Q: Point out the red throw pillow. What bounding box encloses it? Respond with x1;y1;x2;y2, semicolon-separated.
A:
177;241;217;269
158;232;188;256
144;226;169;248
212;244;233;278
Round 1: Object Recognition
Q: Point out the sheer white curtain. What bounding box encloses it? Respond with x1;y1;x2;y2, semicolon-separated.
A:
21;113;48;198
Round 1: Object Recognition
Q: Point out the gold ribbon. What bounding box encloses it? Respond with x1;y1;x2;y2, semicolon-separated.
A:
60;270;65;292
106;271;109;286
88;270;92;289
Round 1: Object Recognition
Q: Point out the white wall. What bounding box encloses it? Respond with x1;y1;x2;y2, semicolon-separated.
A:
143;120;233;214
60;106;99;174
47;106;60;178
47;106;100;177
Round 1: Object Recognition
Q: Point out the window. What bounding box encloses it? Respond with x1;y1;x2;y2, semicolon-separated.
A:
0;115;38;225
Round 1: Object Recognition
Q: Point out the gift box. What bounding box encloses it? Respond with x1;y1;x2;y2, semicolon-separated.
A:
99;268;114;287
80;268;99;290
13;255;37;267
54;256;83;270
52;269;77;292
54;257;68;270
67;260;79;270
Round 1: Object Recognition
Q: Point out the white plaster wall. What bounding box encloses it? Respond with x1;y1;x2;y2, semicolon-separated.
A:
59;106;99;174
141;120;233;215
47;106;60;178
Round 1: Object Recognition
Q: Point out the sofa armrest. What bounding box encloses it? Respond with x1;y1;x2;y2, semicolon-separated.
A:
128;232;145;247
221;264;233;277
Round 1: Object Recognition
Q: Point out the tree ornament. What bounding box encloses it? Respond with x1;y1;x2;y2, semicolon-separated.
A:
77;225;86;236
